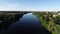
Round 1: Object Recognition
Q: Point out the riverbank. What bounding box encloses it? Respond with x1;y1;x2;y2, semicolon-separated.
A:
33;12;60;34
0;11;25;29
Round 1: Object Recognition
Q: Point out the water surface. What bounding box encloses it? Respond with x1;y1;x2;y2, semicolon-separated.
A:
0;13;52;34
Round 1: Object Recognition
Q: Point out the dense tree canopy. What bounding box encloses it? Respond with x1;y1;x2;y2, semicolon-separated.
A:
33;12;60;34
0;12;25;29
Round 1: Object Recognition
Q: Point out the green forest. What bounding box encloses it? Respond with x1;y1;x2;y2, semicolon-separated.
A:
0;11;25;29
33;12;60;34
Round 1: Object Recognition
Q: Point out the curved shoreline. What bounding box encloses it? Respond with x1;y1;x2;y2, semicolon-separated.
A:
0;12;26;29
33;12;60;34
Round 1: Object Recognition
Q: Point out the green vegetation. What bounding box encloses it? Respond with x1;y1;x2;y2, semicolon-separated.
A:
0;11;25;29
33;12;60;34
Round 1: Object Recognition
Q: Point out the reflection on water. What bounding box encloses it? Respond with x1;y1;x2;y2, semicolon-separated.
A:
0;13;52;34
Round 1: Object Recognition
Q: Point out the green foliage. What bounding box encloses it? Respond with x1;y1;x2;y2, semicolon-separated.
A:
0;12;24;29
33;12;60;34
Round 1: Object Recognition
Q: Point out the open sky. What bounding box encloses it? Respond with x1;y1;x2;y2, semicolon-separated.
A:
0;0;60;11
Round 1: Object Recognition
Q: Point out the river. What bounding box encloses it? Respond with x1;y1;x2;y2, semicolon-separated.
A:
0;13;52;34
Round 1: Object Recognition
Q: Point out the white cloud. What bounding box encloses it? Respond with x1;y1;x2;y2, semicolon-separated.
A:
0;3;22;11
0;2;60;11
7;3;21;7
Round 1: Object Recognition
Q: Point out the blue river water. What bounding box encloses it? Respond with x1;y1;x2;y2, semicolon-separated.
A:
0;13;51;34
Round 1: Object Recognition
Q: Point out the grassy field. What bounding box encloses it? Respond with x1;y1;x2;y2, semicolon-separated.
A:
33;12;60;34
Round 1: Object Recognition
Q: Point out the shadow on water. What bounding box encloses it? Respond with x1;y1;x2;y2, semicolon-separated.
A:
0;13;52;34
